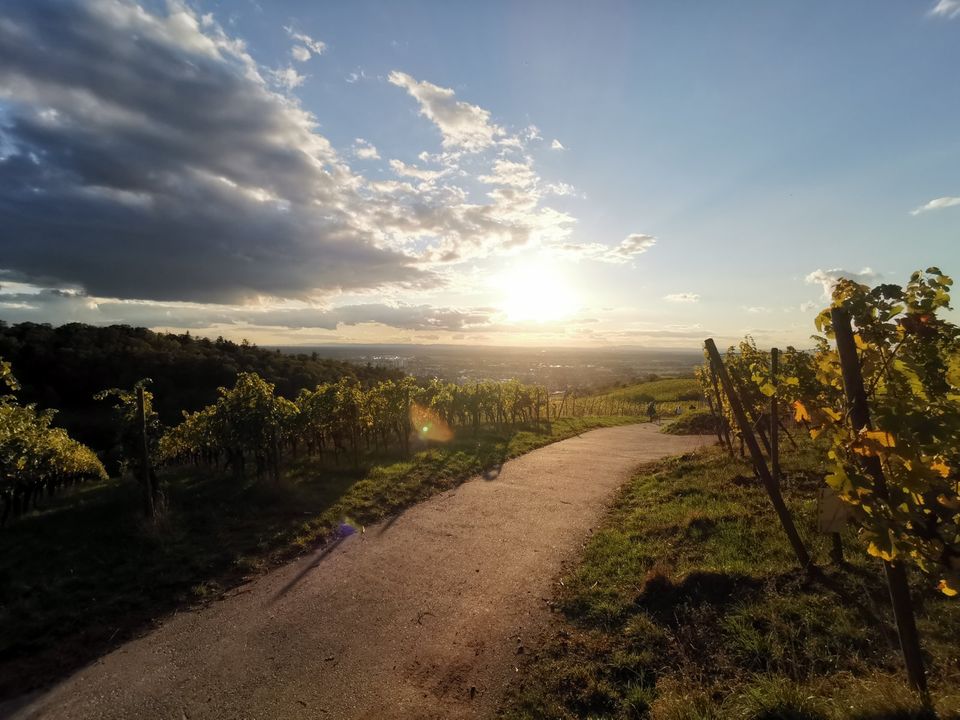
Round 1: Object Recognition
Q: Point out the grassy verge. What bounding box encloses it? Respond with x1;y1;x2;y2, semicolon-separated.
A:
0;415;636;700
499;445;960;719
660;409;719;436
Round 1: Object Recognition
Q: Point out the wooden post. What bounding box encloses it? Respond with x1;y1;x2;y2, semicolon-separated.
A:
704;390;733;457
770;348;780;487
136;386;155;519
730;370;772;455
707;364;735;454
831;308;927;694
704;339;811;569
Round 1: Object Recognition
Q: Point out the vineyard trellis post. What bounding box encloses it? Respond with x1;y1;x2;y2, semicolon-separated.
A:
707;363;735;456
136;385;155;519
830;307;927;694
770;348;780;488
704;338;811;569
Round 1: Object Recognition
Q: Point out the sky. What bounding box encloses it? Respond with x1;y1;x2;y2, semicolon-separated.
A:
0;0;958;348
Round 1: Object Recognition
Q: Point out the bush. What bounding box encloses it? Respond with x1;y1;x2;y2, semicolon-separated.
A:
661;410;719;435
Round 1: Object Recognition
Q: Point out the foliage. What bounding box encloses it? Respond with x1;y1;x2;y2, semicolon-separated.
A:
0;321;400;451
160;373;553;480
802;269;960;596
661;409;720;436
0;358;106;525
699;269;960;597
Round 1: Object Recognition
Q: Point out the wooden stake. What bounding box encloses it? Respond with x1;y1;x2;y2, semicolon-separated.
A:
831;308;927;694
705;339;811;569
770;347;781;487
136;386;155;520
707;364;735;455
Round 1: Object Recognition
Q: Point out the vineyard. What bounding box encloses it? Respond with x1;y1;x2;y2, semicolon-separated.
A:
0;353;643;698
693;268;959;700
503;268;960;718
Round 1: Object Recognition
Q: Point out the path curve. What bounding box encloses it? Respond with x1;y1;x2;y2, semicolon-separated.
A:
9;424;708;720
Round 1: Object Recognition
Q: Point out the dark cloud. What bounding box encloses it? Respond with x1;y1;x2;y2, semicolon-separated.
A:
0;0;430;303
0;288;497;332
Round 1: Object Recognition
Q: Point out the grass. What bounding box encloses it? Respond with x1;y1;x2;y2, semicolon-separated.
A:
498;444;960;719
0;415;636;701
661;409;720;436
602;378;703;404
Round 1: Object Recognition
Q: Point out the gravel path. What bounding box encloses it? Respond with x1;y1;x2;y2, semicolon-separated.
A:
7;424;708;720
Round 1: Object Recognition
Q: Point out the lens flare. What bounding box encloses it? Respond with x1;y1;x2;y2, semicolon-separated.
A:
410;403;454;442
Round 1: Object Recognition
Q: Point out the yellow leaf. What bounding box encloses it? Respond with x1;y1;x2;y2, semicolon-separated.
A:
793;401;810;423
867;541;895;561
855;333;869;350
938;579;958;597
822;407;842;422
863;430;895;447
930;459;951;478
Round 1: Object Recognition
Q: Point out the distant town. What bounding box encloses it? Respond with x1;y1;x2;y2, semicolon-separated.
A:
274;344;702;391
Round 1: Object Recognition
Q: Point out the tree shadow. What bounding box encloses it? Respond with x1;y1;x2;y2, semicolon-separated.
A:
636;570;765;626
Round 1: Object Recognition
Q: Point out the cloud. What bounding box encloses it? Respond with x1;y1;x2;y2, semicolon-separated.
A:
608;233;657;262
479;159;537;188
743;306;771;314
805;267;879;299
0;0;582;321
345;69;368;84
910;196;960;215
0;285;498;332
353;138;380;160
551;139;565;150
555;234;657;265
663;293;700;303
284;26;326;57
388;159;445;181
388;71;501;151
268;65;306;89
799;301;818;312
930;0;960;18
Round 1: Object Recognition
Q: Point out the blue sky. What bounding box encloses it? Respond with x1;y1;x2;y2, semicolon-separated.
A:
0;0;958;347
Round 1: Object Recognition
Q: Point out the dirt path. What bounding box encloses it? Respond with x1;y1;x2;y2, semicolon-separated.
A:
7;424;708;720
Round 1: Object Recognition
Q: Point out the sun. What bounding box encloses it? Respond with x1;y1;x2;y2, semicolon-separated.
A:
497;262;581;323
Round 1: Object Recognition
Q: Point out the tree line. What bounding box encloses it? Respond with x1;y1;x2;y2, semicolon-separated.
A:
0;321;401;453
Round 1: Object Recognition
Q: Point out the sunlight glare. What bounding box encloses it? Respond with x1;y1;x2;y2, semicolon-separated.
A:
497;262;581;323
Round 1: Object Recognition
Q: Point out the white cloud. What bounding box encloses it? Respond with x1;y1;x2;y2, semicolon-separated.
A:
0;1;580;312
557;234;656;265
268;65;306;90
744;306;771;314
346;69;368;84
805;267;879;299
353;138;380;160
479;158;537;188
388;70;501;151
910;196;960;215
611;233;657;261
663;293;700;303
283;26;326;55
388;158;445;181
551;139;565;150
291;45;311;62
930;0;960;18
799;301;818;312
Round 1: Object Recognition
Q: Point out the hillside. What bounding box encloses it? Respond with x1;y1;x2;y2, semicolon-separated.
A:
0;322;400;450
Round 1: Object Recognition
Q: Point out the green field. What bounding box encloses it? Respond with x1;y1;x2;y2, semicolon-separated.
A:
601;377;703;404
499;444;960;719
0;415;637;701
